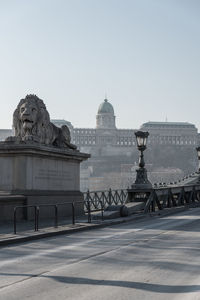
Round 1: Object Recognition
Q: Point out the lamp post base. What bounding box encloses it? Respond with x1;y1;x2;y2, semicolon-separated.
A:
127;168;152;202
131;168;152;189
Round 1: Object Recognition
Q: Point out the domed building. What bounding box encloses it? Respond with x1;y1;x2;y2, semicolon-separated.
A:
1;97;198;191
69;98;139;191
96;98;116;129
71;97;136;151
62;98;199;191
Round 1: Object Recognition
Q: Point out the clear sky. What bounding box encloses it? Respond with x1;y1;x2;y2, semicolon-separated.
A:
0;0;200;130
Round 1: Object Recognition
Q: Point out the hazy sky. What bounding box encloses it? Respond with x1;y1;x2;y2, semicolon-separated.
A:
0;0;200;130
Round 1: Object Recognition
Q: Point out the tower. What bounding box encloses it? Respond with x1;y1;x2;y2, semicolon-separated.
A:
96;98;116;129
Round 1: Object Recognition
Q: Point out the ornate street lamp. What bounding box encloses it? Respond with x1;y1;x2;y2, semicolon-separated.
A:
196;146;200;171
131;131;152;189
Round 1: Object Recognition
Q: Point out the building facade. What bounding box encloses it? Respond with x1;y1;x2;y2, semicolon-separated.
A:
0;98;199;191
0;129;12;141
69;98;199;191
141;121;198;146
71;98;137;152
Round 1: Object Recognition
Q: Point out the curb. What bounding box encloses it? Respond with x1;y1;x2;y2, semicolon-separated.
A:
0;203;199;247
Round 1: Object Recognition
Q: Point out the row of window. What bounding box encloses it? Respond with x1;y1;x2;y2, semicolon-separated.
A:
149;140;196;145
116;141;135;146
149;136;197;144
143;125;195;129
73;130;96;135
74;139;197;146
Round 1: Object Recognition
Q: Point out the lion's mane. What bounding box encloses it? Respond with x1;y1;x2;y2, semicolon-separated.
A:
10;94;76;149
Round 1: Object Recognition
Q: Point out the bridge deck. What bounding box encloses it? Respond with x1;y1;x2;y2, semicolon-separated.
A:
1;207;200;299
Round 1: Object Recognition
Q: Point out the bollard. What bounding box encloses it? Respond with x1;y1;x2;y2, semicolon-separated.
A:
87;201;91;223
100;200;104;221
72;202;75;225
14;207;17;234
55;205;58;228
108;188;112;206
36;206;40;231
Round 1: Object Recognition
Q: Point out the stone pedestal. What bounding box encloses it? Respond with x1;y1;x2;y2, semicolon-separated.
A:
127;188;152;203
0;142;90;220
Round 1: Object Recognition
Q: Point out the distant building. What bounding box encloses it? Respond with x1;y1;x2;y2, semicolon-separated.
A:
0;129;12;141
72;98;137;156
0;98;199;191
66;98;199;191
51;119;73;132
141;121;198;146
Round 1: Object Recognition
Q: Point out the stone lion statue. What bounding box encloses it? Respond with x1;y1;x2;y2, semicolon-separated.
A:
6;94;77;149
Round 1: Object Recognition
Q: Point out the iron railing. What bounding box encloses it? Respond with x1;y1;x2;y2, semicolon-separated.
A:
83;189;128;211
144;184;200;213
83;184;200;215
14;201;82;234
13;184;200;234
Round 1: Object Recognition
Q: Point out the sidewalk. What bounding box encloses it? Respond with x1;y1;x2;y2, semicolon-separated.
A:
0;204;199;247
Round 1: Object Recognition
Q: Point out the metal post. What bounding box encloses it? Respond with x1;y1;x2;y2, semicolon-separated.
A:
87;200;91;223
34;206;37;231
14;207;17;234
108;188;112;206
86;189;90;202
100;201;104;221
72;202;75;225
55;205;58;228
139;150;145;168
131;131;152;190
151;199;155;212
36;206;39;231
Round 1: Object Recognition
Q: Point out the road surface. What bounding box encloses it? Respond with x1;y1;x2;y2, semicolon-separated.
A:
1;207;200;299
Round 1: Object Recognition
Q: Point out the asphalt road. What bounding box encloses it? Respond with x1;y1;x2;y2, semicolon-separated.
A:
1;208;200;300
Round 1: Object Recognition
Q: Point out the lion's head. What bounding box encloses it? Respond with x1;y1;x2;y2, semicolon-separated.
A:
13;94;51;143
10;94;76;149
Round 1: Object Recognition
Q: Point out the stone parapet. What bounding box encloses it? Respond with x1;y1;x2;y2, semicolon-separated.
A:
0;142;90;192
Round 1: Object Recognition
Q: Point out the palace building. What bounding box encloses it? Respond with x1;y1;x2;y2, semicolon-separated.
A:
141;121;198;146
0;98;199;191
50;99;198;151
66;98;199;191
71;98;137;156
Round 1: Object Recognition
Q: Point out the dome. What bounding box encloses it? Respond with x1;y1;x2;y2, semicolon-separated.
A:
97;99;114;114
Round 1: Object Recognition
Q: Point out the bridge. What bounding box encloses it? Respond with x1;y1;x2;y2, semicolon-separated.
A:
83;170;200;217
1;169;200;300
1;128;200;299
0;168;199;236
1;205;200;299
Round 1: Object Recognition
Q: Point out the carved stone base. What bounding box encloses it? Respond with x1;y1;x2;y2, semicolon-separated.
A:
131;168;152;190
0;142;89;221
128;167;152;203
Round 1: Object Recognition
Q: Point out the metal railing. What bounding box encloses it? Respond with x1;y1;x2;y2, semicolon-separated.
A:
13;201;82;234
83;189;128;211
144;184;200;213
13;184;200;234
13;198;106;234
84;200;104;223
14;205;39;234
83;184;200;216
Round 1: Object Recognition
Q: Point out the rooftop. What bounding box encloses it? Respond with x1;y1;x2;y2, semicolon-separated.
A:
141;121;196;129
97;99;114;115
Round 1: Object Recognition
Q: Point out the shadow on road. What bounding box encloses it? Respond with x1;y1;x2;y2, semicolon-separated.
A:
0;272;200;294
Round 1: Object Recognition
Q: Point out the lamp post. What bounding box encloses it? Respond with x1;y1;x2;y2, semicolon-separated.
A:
196;147;200;172
131;131;152;190
127;130;152;203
